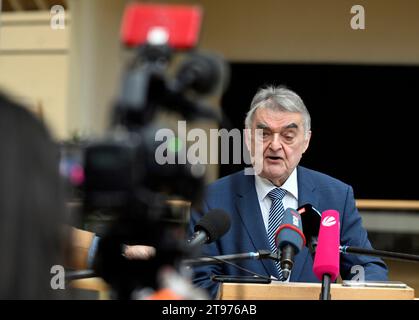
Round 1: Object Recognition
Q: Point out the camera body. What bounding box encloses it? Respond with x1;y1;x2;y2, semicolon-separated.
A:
62;3;229;298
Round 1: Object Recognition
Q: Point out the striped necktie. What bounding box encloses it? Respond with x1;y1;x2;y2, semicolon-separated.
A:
267;187;287;280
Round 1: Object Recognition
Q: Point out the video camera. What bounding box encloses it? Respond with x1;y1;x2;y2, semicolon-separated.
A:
62;3;229;299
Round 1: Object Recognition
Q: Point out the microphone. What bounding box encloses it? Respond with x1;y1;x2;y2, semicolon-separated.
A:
188;209;231;247
274;208;306;280
297;203;321;255
313;210;340;300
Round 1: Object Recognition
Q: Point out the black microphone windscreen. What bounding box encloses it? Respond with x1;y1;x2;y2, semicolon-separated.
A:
297;204;321;248
194;209;231;243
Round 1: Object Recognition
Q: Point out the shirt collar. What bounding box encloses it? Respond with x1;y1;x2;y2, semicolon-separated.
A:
254;167;299;202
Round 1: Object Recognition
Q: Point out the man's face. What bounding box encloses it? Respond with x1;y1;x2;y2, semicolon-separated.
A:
246;107;311;185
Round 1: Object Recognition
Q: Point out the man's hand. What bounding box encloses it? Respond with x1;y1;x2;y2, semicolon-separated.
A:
122;245;156;260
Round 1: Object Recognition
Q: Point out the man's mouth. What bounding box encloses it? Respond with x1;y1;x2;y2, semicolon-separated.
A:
266;155;283;161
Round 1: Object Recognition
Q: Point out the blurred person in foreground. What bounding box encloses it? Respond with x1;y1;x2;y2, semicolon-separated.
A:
0;93;70;299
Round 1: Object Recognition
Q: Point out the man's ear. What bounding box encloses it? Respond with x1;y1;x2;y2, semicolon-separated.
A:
302;130;312;153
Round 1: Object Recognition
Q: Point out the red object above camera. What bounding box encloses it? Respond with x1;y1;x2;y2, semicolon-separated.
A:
121;3;202;49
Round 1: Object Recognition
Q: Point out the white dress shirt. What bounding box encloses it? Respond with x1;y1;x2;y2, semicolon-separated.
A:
254;168;299;232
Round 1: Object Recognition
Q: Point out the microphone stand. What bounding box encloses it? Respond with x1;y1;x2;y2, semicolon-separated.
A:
340;246;419;263
320;274;332;300
182;250;279;266
64;251;279;281
65;269;97;282
183;250;280;284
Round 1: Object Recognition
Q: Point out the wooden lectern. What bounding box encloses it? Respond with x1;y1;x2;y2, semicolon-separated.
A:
218;281;415;300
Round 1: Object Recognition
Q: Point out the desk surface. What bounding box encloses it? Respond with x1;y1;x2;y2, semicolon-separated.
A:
218;281;415;300
70;278;415;300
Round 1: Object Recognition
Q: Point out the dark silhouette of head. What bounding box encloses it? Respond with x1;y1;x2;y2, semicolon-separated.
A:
0;93;69;299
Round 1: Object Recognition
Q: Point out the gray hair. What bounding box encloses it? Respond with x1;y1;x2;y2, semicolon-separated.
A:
245;85;311;138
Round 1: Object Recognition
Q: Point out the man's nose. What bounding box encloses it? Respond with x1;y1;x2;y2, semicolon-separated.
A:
269;133;282;151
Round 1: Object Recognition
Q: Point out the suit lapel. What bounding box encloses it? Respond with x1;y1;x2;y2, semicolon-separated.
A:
235;172;278;277
297;166;319;210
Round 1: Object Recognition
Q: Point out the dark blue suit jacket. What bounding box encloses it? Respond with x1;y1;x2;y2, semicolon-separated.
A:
188;166;388;298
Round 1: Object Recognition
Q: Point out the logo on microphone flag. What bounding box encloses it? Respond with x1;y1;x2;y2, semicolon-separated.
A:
292;215;299;226
322;216;336;227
